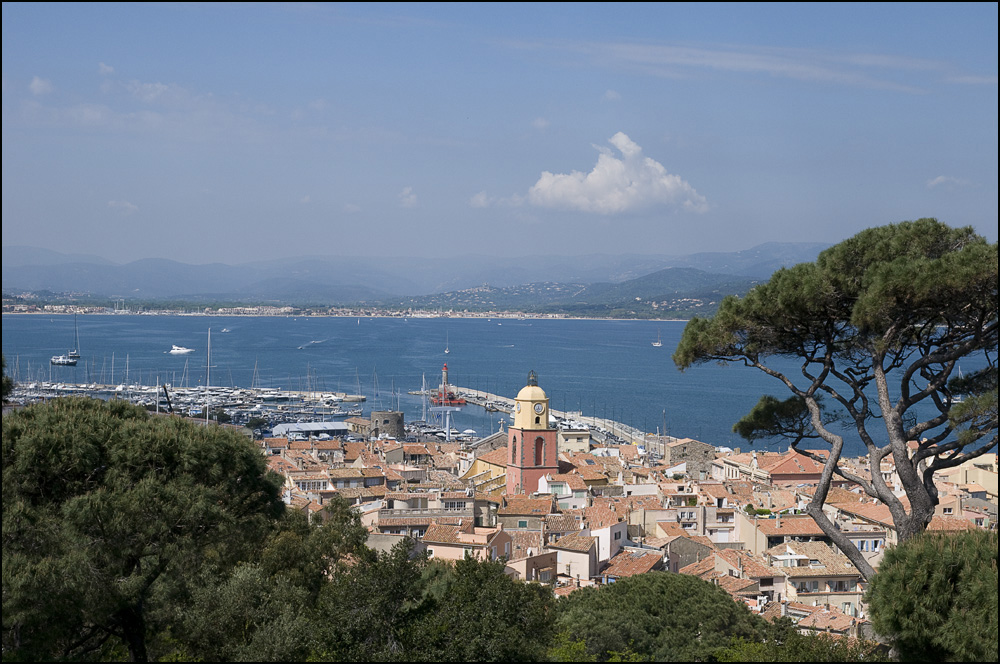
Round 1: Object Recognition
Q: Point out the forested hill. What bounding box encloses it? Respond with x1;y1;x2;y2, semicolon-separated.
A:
2;242;826;309
378;267;759;318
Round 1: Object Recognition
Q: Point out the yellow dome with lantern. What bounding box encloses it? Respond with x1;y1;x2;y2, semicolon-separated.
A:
513;371;549;430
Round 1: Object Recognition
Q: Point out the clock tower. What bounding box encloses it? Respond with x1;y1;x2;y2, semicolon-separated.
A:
506;371;559;495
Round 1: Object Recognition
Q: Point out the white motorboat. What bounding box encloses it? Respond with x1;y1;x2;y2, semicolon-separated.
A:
169;345;195;355
50;354;78;366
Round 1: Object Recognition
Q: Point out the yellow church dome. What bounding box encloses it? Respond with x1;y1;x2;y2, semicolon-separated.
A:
516;384;547;401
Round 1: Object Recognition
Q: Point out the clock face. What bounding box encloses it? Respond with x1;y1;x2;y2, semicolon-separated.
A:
533;402;545;414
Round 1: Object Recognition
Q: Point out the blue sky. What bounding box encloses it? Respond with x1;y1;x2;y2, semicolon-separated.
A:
2;3;996;264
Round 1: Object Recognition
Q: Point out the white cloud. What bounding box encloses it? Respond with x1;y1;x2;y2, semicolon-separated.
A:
344;203;362;213
300;195;311;204
603;89;621;101
532;117;550;130
98;62;115;75
398;186;418;208
527;132;707;214
108;200;139;215
469;190;524;209
29;76;53;95
470;191;491;208
926;175;970;189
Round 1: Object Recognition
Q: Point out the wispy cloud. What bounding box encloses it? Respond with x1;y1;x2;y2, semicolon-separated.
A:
602;89;621;101
29;76;53;95
509;39;978;93
98;62;115;75
532;117;550;130
108;200;139;215
398;186;417;208
527;132;707;214
926;175;970;189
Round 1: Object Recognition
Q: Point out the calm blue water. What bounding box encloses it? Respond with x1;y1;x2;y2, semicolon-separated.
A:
2;314;983;455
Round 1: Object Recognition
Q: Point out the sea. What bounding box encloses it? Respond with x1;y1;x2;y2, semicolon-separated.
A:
1;314;981;457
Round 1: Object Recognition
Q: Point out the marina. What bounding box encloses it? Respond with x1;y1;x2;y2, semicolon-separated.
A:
4;313;981;455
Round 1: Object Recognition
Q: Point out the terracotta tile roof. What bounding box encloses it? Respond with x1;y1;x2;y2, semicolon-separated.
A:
331;486;387;500
798;485;866;504
377;515;464;527
548;532;596;553
423;523;465;544
717;548;779;579
797;607;858;633
765;541;861;577
342;442;367;461
655;522;691;538
554;584;582;597
424;470;468;490
713;573;759;596
927;516;978;531
510;531;543;559
545;512;585;533
827;501;901;528
477;446;510;467
603;550;662;578
760;450;828;475
545;472;589;492
584;505;622;530
679;555;717;578
500;496;555;516
754;514;826;537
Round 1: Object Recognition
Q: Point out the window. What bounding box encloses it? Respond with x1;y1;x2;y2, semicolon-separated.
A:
614;531;622;540
535;437;544;466
518;520;528;529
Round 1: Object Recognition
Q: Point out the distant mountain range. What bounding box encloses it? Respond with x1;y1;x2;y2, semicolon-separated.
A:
2;242;830;315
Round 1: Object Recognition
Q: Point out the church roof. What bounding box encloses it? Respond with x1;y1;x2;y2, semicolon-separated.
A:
516;384;547;401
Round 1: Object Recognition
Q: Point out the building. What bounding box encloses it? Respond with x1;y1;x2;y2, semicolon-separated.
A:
506;371;559;495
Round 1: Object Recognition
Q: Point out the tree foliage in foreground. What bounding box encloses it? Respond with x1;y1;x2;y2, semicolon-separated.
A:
714;617;889;662
552;572;760;661
674;219;998;579
2;397;284;662
866;530;999;662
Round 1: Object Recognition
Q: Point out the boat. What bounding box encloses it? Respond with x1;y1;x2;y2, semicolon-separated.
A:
445;332;450;355
652;330;663;347
67;314;82;359
169;345;195;355
50;354;78;366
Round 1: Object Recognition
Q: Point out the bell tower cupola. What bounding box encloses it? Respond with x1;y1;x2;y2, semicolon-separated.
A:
513;370;549;431
507;370;559;495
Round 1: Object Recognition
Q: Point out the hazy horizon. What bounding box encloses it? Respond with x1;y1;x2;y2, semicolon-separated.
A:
3;3;996;265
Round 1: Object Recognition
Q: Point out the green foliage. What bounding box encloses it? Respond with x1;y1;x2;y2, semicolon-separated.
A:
673;219;998;576
2;397;284;662
733;394;842;445
714;617;888;662
414;556;555;662
866;530;999;662
1;354;13;402
312;539;429;661
553;571;761;661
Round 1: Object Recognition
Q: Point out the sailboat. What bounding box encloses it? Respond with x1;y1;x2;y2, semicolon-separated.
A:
652;330;663;347
68;314;82;359
52;314;82;365
445;332;450;355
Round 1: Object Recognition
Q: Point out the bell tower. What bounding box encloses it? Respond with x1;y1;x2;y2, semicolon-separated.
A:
506;371;559;495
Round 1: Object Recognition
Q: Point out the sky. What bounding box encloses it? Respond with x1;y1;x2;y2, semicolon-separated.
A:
2;3;997;265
